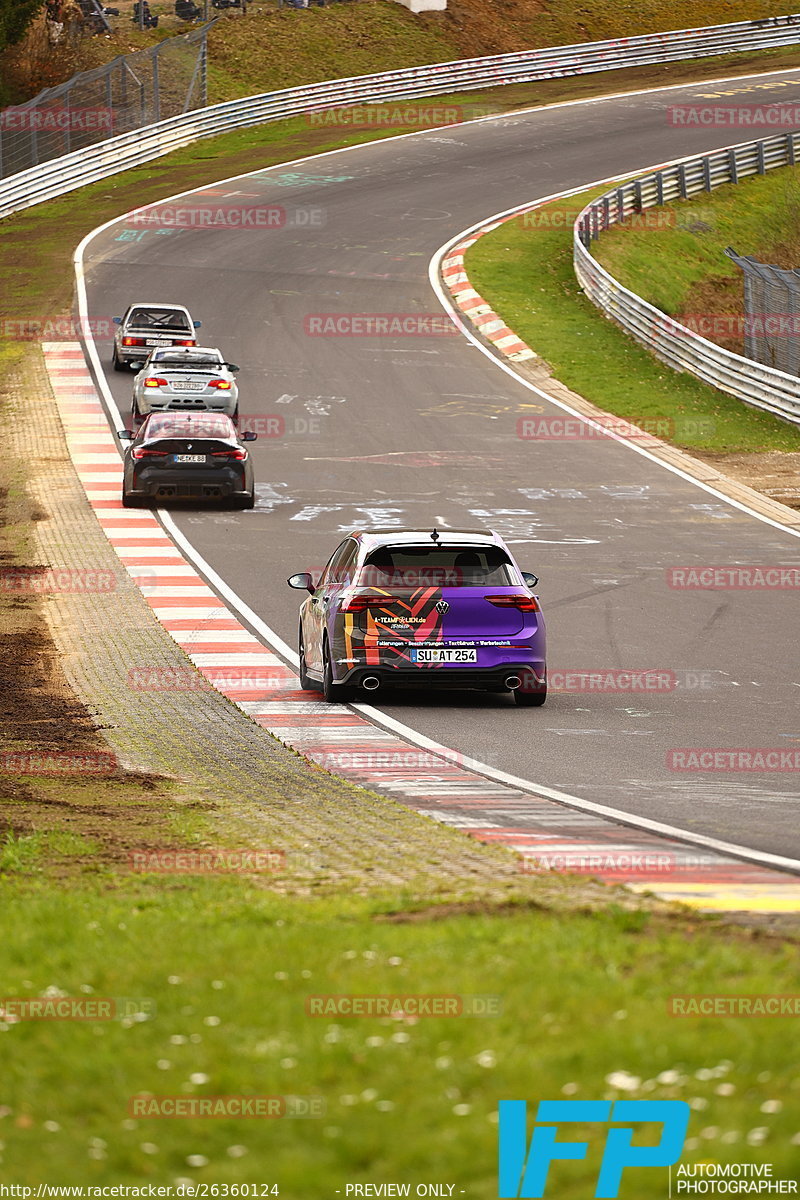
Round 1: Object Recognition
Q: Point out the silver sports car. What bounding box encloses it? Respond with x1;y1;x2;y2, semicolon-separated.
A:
131;347;240;420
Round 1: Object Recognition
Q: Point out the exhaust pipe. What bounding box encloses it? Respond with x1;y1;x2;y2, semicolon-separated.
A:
362;675;381;692
504;674;522;691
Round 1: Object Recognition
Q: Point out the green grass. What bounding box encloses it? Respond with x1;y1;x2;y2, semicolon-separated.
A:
465;187;800;455
593;165;800;315
0;830;100;872
0;882;798;1188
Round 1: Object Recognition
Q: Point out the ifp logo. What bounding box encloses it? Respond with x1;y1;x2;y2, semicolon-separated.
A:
498;1100;690;1198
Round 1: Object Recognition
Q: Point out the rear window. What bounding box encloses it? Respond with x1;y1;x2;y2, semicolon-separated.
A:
359;545;516;588
129;307;192;331
144;414;234;440
153;349;221;366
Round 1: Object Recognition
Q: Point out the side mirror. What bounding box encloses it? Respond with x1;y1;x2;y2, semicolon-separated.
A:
117;429;134;441
228;364;240;373
242;431;257;442
522;571;539;589
193;320;202;329
287;572;315;593
113;316;122;325
130;361;144;370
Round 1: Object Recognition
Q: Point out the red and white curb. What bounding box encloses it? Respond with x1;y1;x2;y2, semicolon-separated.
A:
442;223;536;363
44;342;800;912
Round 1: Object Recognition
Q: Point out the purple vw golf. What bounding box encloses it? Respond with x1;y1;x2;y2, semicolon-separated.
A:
288;528;547;706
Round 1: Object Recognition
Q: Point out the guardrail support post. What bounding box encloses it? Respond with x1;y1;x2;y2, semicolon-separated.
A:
656;172;664;205
678;163;687;199
702;157;711;191
616;187;625;223
756;142;766;174
728;147;738;184
787;132;796;166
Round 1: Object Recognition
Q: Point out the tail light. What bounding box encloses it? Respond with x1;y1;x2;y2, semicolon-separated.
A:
211;449;246;461
175;339;196;347
131;447;169;460
208;379;231;390
122;336;146;347
144;377;167;388
486;594;539;612
342;594;390;613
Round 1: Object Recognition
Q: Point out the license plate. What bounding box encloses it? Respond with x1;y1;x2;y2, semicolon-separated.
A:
172;381;205;391
175;454;206;464
145;338;172;346
411;647;477;663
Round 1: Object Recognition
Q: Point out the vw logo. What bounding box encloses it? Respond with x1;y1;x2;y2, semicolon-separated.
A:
435;600;450;615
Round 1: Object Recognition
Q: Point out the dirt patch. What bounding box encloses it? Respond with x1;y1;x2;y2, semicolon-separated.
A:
695;449;800;509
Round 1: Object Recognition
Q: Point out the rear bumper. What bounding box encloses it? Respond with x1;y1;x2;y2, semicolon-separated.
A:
127;465;248;500
337;662;546;691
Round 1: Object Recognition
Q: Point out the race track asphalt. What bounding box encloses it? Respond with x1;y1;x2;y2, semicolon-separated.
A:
81;68;800;858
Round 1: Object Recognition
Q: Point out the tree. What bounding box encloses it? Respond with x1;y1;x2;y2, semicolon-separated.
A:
0;0;44;55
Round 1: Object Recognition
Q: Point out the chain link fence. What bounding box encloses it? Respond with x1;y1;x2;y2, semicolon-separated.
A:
725;247;800;377
0;20;216;180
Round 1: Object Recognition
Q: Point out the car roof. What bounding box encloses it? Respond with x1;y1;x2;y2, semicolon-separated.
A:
350;529;504;550
127;302;192;312
151;346;220;356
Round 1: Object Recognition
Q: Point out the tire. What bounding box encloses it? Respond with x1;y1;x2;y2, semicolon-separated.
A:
121;492;140;508
298;628;314;692
322;638;353;704
131;394;141;421
230;492;254;510
514;670;547;707
112;348;126;372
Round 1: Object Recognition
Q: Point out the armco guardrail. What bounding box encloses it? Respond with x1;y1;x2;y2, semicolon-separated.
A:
3;14;800;220
574;132;800;427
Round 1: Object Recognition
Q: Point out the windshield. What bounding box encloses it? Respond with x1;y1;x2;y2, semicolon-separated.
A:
143;414;234;441
359;545;517;588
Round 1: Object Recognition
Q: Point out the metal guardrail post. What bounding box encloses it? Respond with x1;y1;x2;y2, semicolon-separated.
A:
729;147;738;184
